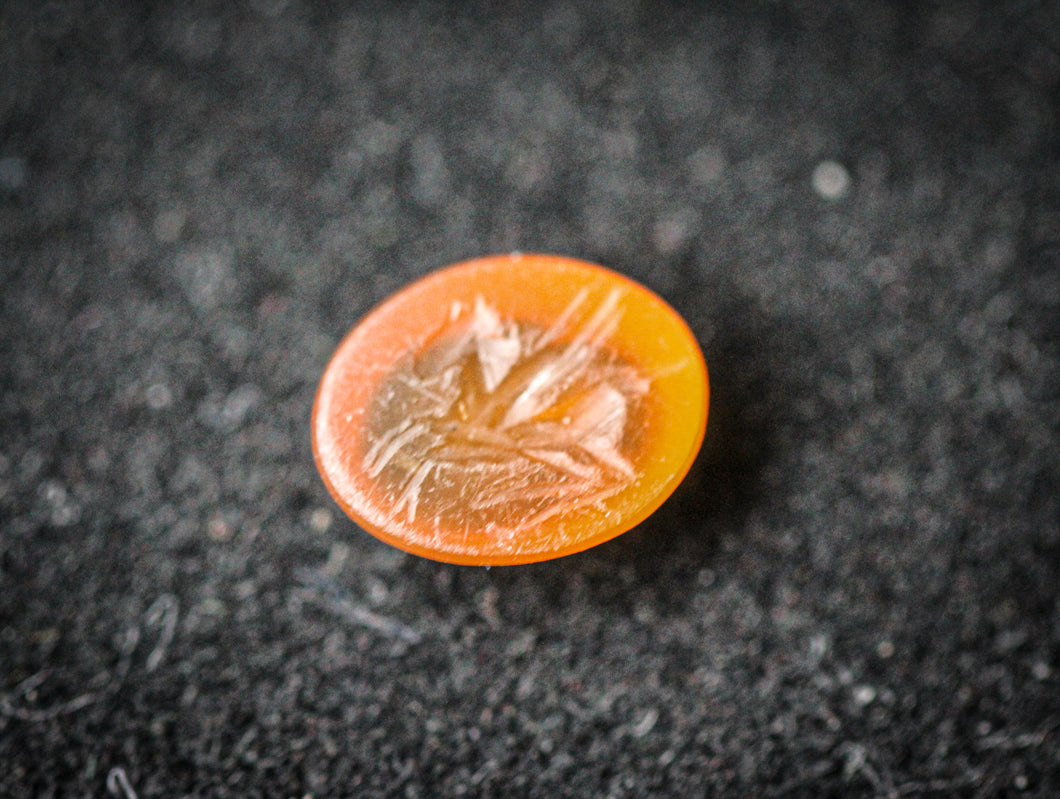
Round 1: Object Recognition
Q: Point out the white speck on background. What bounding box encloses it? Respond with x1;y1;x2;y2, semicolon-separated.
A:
221;384;260;430
174;247;235;310
632;708;659;738
812;160;851;200
40;480;81;527
852;685;877;707
311;508;334;533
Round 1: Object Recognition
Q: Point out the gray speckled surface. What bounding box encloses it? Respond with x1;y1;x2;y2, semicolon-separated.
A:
1;1;1058;796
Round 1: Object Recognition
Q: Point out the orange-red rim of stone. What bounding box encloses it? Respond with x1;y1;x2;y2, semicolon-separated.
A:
312;253;708;565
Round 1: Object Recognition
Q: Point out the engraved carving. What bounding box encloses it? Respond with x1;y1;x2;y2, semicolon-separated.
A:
364;290;649;531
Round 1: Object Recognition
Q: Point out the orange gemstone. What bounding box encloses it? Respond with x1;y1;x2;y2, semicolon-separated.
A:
312;254;708;565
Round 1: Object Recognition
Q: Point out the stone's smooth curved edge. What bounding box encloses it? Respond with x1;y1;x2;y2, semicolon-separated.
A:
312;253;710;565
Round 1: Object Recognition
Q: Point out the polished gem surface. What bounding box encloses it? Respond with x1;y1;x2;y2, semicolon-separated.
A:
312;254;708;564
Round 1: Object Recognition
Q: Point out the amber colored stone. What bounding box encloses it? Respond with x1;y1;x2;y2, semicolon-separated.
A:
312;253;708;565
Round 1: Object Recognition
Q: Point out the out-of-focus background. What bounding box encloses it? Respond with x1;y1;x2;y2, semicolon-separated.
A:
2;1;1058;796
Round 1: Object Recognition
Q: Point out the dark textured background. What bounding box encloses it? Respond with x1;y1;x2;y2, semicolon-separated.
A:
2;1;1059;796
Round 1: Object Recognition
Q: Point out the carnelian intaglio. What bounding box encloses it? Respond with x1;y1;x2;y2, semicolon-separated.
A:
312;253;708;566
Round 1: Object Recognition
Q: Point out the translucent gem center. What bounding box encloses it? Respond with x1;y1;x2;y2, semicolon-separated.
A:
363;289;650;532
